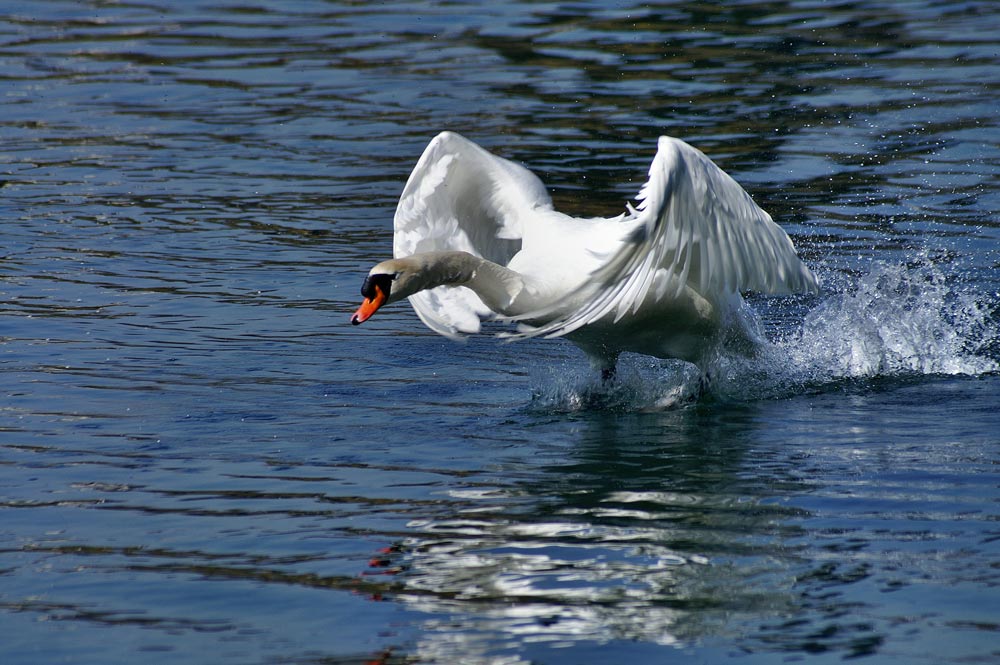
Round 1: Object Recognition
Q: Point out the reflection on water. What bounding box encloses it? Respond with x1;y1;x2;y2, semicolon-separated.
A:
363;397;1000;663
2;1;999;663
396;414;803;660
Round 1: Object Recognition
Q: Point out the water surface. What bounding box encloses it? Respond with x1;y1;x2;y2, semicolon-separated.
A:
2;1;999;663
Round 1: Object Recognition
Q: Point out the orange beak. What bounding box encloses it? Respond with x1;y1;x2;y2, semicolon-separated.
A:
351;283;388;325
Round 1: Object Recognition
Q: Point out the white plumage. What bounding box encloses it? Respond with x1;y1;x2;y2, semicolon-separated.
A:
353;131;819;376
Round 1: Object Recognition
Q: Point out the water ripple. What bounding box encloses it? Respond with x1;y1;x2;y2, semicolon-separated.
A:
3;1;999;664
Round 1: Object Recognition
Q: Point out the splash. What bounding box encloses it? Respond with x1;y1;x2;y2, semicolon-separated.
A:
529;360;705;413
773;256;998;382
530;256;998;411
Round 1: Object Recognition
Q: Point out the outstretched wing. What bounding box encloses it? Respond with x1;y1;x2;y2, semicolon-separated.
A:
393;131;553;338
511;135;819;339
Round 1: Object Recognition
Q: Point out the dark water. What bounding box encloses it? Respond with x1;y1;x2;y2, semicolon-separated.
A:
2;1;999;663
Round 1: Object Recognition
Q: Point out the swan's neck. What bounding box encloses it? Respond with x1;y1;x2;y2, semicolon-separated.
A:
400;251;526;315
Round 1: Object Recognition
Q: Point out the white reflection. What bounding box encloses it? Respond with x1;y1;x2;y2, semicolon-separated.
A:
385;481;795;663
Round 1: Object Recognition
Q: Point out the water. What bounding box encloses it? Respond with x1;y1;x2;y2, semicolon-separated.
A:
2;1;999;663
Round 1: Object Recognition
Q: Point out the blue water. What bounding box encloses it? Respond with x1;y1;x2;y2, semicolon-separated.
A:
2;1;999;663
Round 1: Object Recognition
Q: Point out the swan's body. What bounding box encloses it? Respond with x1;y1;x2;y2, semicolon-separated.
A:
352;131;818;375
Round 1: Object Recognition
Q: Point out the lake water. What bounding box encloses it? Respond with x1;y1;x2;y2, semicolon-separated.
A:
2;1;999;663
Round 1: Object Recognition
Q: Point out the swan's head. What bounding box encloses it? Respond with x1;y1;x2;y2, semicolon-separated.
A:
350;258;426;325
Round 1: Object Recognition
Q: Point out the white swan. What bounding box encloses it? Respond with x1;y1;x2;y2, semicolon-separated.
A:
352;131;819;378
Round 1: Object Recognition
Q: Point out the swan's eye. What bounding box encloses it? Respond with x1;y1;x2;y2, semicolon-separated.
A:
361;273;393;299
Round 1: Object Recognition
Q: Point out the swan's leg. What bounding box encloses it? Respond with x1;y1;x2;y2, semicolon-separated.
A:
591;353;619;384
696;366;717;398
577;342;619;384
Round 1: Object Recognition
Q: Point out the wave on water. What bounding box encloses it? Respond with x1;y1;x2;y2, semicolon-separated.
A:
530;255;999;411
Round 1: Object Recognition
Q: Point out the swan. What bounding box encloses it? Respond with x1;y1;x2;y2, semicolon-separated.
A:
351;131;819;379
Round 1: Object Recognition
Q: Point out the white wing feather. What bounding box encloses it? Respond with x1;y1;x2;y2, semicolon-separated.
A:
510;136;819;339
393;131;553;338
